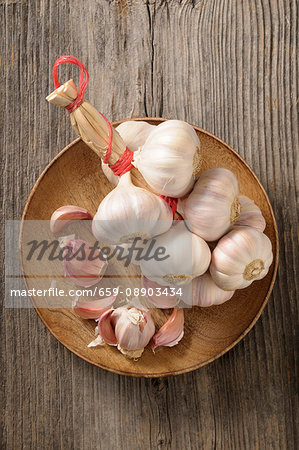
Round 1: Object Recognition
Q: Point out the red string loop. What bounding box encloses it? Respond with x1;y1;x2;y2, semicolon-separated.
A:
52;55;89;114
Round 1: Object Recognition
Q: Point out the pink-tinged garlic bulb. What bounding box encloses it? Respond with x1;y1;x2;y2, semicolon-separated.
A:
178;168;240;241
132;120;201;197
92;172;173;244
152;309;184;351
101;121;155;186
233;195;266;232
210;227;273;291
140;221;211;287
63;239;107;287
50;205;93;234
191;272;235;307
98;306;155;358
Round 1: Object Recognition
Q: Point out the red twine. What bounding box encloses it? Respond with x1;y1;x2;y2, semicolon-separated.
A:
160;196;181;220
52;55;134;176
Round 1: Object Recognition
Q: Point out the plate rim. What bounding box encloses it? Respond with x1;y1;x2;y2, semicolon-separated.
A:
19;118;279;377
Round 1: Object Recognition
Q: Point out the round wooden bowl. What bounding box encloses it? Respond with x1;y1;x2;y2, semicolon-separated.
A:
20;118;278;377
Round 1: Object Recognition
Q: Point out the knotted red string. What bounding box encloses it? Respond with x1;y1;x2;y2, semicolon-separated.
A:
101;113;134;175
52;55;134;176
160;196;182;220
53;56;89;113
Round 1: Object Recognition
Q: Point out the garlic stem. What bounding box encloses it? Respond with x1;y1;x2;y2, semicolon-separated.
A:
243;259;265;281
230;197;241;223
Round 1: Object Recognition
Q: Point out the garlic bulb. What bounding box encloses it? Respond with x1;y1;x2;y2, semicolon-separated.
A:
142;277;180;309
140;221;211;287
233;195;266;232
98;306;155;358
210;227;273;290
191;272;235;307
101;121;155;186
152;309;184;351
132;120;201;197
63;239;108;287
178;168;240;241
92;172;173;244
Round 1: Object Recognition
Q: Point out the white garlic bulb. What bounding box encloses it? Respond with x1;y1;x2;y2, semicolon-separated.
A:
140;221;211;287
116;120;155;152
191;272;235;307
209;226;273;290
233;195;266;231
178;168;240;241
101;121;155;186
92;172;173;244
132;120;201;197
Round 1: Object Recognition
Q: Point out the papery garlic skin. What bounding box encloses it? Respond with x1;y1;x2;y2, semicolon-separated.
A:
98;306;155;358
233;195;266;232
101;121;155;186
132;120;201;197
191;272;235;307
210;227;273;291
179;168;240;241
101;160;120;186
92;172;173;245
140;221;211;287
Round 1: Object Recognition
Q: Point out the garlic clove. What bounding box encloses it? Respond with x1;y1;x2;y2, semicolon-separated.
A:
97;309;118;345
179;168;240;241
50;205;93;234
132;120;201;197
74;294;117;319
152;309;184;351
191;272;235;307
63;239;108;287
233;195;266;232
142;277;180;309
209;227;273;290
140;221;211;287
92;171;173;245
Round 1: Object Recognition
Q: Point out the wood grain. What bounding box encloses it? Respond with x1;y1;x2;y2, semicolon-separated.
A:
1;0;297;449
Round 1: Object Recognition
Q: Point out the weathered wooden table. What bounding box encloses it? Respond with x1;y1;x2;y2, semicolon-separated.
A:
1;1;297;448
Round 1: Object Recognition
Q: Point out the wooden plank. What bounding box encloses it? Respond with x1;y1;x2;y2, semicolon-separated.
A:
1;0;297;449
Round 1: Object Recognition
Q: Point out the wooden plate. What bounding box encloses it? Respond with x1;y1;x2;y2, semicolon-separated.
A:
20;118;278;377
